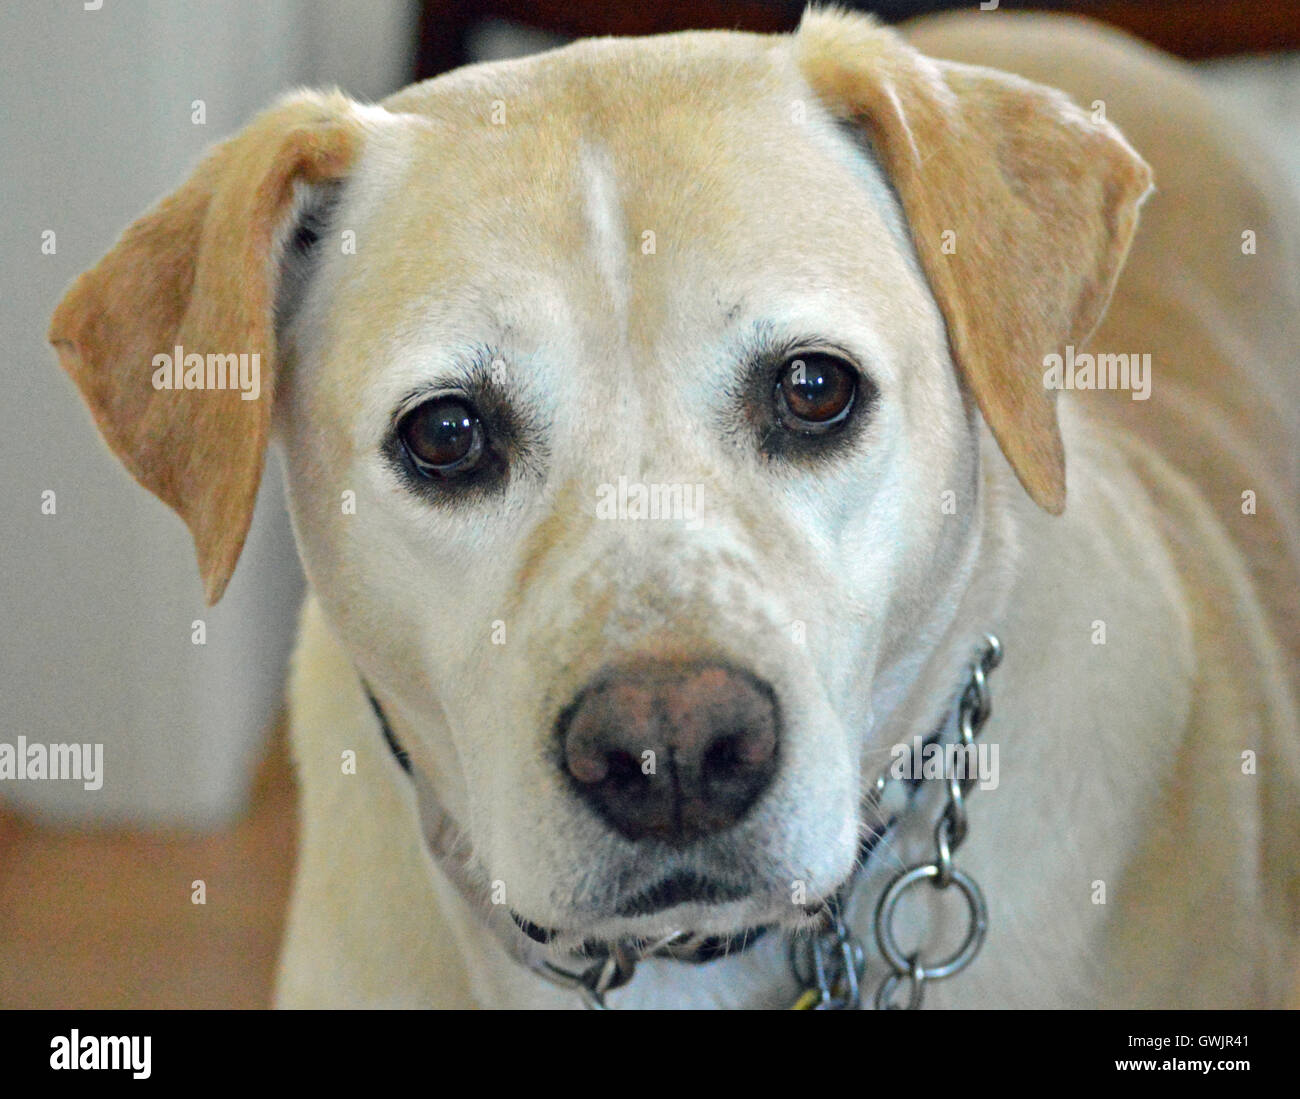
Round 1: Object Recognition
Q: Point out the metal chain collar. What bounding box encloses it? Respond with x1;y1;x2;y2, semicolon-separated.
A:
791;633;1002;1010
533;634;1003;1010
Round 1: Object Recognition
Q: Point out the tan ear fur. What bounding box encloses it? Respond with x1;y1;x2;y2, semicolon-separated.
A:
49;91;363;603
795;9;1153;513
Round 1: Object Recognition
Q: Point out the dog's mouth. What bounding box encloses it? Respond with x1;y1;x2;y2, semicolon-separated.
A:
509;870;838;958
501;813;877;961
613;871;751;918
508;871;751;946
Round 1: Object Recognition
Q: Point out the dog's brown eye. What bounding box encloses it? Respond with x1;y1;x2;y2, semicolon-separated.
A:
398;397;485;475
775;353;857;432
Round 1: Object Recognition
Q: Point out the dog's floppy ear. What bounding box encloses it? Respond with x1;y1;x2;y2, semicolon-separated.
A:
795;10;1152;513
50;91;365;603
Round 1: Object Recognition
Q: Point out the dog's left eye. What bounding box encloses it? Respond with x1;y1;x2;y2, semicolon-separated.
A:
397;397;486;477
774;352;858;433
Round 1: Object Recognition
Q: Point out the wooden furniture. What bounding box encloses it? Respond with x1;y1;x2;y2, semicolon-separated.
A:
415;0;1300;80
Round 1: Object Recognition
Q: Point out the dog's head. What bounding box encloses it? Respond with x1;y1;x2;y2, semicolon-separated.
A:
51;12;1149;949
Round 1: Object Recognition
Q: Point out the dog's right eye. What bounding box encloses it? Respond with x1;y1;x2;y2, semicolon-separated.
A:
774;352;858;434
396;397;486;478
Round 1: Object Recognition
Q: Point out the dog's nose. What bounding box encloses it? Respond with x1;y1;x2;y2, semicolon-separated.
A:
559;662;779;843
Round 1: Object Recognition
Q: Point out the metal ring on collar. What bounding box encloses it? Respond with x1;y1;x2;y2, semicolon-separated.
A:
874;863;988;982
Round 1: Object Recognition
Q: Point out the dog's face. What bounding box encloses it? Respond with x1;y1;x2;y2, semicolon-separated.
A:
277;31;984;943
50;12;1150;949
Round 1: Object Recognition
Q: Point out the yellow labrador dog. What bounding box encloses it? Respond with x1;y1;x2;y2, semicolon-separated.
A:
50;9;1299;1008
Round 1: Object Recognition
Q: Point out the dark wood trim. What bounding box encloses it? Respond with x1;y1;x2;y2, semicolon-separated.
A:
1084;0;1300;59
415;0;1300;79
415;0;476;81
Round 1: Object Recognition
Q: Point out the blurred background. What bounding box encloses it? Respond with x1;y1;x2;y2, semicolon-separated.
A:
1;0;1297;1007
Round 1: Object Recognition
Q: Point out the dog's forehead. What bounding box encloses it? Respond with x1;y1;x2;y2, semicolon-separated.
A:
382;29;785;127
296;32;932;448
352;33;913;335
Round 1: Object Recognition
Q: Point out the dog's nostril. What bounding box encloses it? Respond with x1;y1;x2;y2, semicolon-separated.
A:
605;750;642;784
704;729;775;772
558;662;781;844
703;734;742;774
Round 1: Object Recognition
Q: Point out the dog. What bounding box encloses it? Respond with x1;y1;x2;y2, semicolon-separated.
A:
49;8;1300;1008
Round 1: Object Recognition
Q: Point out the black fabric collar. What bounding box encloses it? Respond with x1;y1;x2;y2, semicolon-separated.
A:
366;687;411;774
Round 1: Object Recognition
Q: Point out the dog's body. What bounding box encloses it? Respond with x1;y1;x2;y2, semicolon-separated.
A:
51;11;1299;1009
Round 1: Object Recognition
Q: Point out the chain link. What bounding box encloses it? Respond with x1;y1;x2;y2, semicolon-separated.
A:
869;634;1001;1009
788;908;867;1010
534;931;685;1009
791;633;1002;1010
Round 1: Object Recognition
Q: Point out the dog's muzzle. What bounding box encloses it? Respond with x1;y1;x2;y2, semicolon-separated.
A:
363;634;1004;1009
